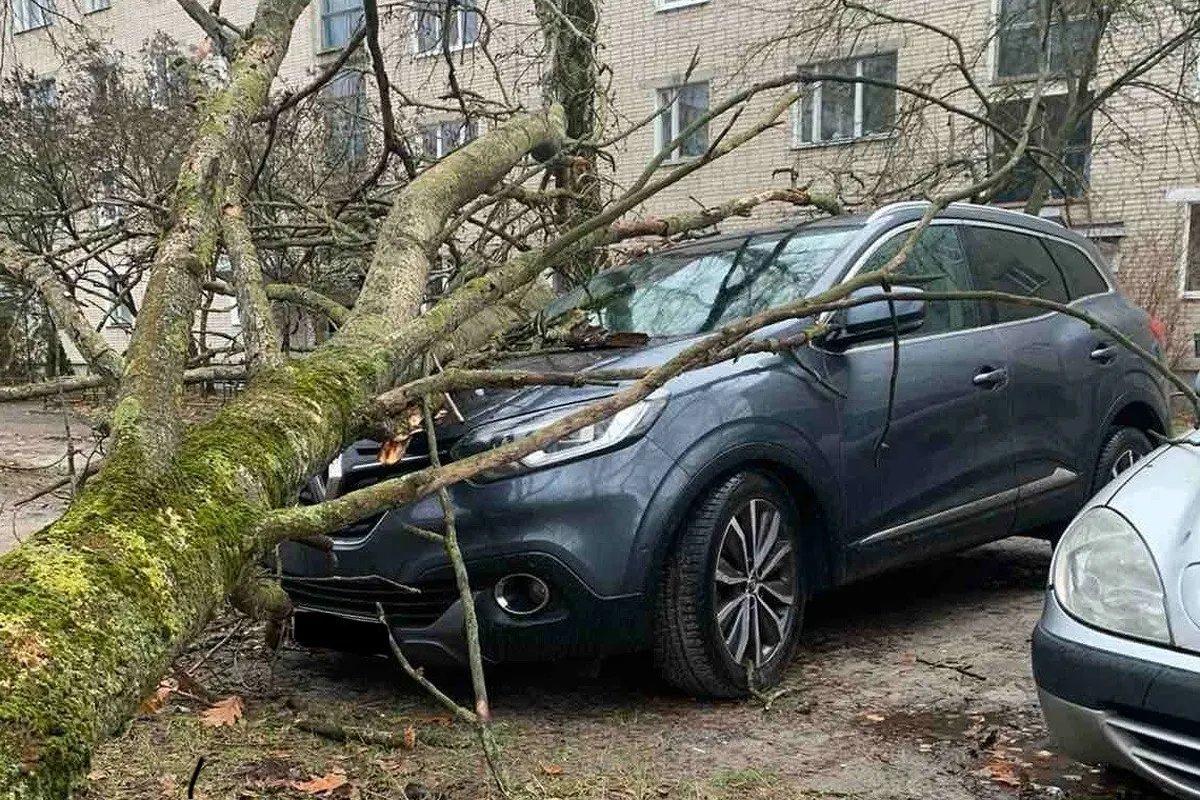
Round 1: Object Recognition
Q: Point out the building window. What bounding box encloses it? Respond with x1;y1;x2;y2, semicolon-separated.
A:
1183;204;1200;296
996;0;1097;80
12;0;53;33
990;94;1091;203
795;53;896;146
326;71;369;166
107;275;133;327
654;82;709;160
320;0;364;51
84;0;111;12
414;0;479;55
418;119;477;160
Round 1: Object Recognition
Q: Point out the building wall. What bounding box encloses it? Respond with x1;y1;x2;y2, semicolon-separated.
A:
8;0;1200;370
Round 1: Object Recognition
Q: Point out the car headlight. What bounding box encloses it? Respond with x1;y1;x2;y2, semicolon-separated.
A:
1051;506;1171;644
451;394;668;480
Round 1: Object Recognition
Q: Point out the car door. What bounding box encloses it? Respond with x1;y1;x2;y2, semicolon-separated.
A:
822;222;1017;579
959;225;1097;530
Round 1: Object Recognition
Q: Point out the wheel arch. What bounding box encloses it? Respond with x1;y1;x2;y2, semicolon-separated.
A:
629;427;844;607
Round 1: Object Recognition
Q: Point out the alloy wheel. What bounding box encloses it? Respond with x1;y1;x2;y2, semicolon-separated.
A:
713;498;798;668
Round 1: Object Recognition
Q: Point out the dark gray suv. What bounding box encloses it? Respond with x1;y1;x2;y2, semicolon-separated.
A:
281;202;1170;697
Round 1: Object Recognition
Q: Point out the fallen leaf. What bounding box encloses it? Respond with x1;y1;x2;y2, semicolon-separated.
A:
403;726;416;749
291;771;348;794
378;435;411;465
200;695;244;727
86;770;107;781
541;763;564;776
864;712;886;723
141;679;176;714
983;760;1023;787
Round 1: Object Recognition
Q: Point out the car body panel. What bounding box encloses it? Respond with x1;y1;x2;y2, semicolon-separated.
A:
282;201;1170;668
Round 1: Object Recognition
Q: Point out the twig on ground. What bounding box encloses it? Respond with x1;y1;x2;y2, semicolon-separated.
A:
185;619;245;676
915;656;986;681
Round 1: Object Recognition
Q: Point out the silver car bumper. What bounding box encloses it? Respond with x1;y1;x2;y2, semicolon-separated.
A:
1034;592;1200;799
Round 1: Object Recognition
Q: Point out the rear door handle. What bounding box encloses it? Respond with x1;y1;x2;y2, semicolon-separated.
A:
973;366;1008;388
1090;343;1117;363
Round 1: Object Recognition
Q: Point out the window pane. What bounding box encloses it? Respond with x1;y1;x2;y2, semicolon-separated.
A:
461;3;479;45
1045;239;1108;298
677;83;709;157
861;53;897;136
863;227;982;335
656;89;674;155
1187;205;1200;293
819;59;855;141
961;227;1069;322
798;93;813;143
415;2;441;52
997;26;1041;77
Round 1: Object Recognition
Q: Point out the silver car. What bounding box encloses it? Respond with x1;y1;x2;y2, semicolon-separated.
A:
1034;430;1200;798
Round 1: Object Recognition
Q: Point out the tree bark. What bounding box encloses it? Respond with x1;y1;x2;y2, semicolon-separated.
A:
0;38;566;800
109;0;311;471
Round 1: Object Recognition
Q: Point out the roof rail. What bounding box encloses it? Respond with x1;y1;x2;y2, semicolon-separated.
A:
865;200;932;224
865;200;1037;225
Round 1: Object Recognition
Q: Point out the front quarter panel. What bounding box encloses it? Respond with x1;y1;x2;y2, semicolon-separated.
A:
630;354;844;595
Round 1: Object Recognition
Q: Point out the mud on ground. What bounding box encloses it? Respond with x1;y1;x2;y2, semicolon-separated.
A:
79;539;1164;800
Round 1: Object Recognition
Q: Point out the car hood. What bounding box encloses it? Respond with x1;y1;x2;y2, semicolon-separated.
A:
450;335;707;426
1096;432;1200;653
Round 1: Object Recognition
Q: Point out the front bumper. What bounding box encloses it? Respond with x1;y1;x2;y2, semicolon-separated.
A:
286;552;647;667
1033;591;1200;798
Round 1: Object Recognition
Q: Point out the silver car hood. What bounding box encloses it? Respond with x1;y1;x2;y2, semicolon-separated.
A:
1097;431;1200;654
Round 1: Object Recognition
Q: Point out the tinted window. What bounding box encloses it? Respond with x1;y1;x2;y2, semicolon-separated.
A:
1045;239;1108;298
960;226;1068;323
861;225;982;336
545;227;860;336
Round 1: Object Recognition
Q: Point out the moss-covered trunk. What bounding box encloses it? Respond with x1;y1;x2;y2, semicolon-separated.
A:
0;103;566;798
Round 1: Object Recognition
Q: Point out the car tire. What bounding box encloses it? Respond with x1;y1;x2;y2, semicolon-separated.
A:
1091;426;1153;495
653;471;806;698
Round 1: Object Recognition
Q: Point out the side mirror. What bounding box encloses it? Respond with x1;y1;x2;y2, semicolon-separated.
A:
825;286;926;346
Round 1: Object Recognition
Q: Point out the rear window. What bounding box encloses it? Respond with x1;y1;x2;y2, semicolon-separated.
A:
545;226;860;336
960;226;1068;323
1044;239;1109;299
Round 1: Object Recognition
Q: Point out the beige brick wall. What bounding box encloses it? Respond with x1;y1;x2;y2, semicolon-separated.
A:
9;0;1200;370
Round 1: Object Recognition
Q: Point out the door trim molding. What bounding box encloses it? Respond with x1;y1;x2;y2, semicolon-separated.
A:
855;467;1078;549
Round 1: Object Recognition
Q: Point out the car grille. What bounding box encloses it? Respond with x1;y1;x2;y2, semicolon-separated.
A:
282;575;460;628
1106;713;1200;797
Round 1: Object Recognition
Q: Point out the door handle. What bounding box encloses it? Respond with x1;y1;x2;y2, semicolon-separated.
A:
973;366;1008;388
1090;343;1117;363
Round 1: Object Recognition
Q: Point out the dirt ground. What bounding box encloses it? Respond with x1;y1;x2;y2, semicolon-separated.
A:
0;401;1169;800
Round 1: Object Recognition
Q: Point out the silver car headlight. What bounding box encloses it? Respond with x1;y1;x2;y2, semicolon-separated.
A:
451;394;668;480
1051;506;1171;644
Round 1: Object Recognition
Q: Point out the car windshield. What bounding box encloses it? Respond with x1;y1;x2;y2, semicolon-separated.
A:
545;225;861;336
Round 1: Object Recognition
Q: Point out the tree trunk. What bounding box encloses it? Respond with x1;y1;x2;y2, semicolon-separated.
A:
0;98;566;800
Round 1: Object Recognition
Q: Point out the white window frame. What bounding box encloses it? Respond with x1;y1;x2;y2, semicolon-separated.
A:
653;82;709;162
793;53;896;148
12;0;53;33
412;0;479;57
84;0;111;13
418;119;477;160
1180;201;1200;299
319;0;364;52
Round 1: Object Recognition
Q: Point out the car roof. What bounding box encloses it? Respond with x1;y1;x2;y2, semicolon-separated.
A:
660;201;1093;255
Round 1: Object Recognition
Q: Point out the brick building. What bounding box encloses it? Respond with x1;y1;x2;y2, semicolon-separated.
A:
6;0;1200;369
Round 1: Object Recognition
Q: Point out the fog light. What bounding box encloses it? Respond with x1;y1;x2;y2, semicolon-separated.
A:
494;574;550;616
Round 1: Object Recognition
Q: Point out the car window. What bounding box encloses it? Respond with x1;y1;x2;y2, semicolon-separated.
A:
960;226;1069;323
544;226;861;336
1044;239;1109;299
860;225;982;336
